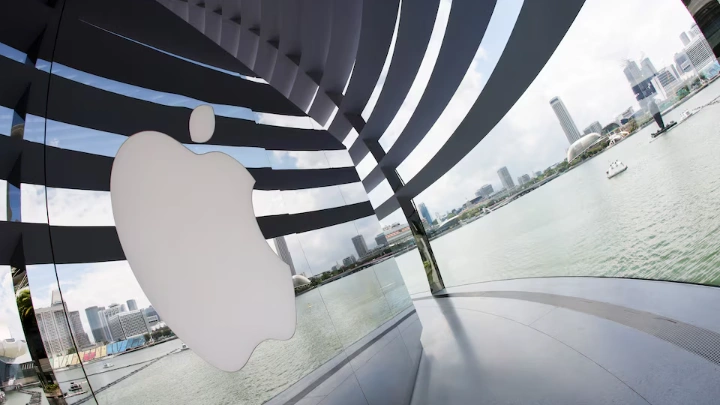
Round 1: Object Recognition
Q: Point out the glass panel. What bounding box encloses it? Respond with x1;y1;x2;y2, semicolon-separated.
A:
252;190;287;216
0;105;12;136
418;0;720;289
0;179;6;221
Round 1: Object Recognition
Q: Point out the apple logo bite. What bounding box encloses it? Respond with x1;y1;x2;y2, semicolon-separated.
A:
110;105;296;372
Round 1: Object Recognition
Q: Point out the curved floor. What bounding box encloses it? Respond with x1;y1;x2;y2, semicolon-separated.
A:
411;278;720;405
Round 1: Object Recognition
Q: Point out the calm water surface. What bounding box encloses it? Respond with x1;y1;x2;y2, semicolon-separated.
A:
400;80;720;292
56;260;411;405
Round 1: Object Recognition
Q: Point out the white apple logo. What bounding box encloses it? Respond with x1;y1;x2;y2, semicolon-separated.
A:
110;105;296;372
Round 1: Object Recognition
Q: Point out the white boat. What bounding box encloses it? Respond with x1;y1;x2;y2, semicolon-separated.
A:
680;110;694;121
606;160;627;179
103;362;114;369
180;344;189;351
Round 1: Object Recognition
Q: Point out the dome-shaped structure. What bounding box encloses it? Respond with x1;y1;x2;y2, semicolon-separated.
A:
0;338;27;361
567;133;603;162
292;275;311;288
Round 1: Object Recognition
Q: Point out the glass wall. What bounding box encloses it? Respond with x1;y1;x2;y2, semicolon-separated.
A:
400;0;720;289
0;1;416;404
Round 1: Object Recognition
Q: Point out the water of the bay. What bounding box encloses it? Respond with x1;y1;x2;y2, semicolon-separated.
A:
54;259;412;405
398;79;720;294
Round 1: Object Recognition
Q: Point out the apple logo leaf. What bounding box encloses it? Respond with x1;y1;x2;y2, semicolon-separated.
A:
110;105;297;372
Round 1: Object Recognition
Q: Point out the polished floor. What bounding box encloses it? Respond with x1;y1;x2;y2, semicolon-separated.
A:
411;277;720;405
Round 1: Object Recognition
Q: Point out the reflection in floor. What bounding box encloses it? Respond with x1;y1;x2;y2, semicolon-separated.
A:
411;277;720;405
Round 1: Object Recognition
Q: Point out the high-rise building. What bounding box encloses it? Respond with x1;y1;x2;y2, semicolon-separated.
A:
655;67;682;97
690;23;702;38
475;184;494;199
35;297;74;357
583;121;603;135
375;233;388;247
351;235;368;258
103;304;124;341
273;236;296;276
623;61;644;86
680;31;691;46
114;310;151;339
85;306;108;343
520;174;531;185
126;299;138;311
144;306;160;322
549;97;581;144
497;167;515;190
107;314;126;341
685;36;716;72
640;57;657;79
97;306;112;342
675;51;694;74
517;176;526;186
418;203;433;225
67;311;92;348
120;304;127;312
342;255;357;267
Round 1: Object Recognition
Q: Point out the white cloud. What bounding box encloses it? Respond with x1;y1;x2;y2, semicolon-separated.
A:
47;188;115;226
20;184;48;223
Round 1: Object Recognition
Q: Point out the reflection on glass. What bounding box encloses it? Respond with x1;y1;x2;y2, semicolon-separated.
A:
20;184;48;224
0;42;29;63
342;128;359;149
267;150;331;170
1;179;7;221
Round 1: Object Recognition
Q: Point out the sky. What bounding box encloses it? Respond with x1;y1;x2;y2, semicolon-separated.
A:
0;0;702;348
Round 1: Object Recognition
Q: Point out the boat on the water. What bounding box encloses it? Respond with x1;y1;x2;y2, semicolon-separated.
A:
680;110;694;121
651;121;677;138
103;362;114;369
180;344;189;351
63;381;88;398
607;160;627;179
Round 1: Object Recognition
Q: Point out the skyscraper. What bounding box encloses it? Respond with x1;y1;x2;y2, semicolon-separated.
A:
680;32;691;46
126;299;138;311
351;235;368;258
68;311;91;348
85;306;108;343
623;61;644;86
549;97;581;144
583;121;603;135
685;36;715;72
497;167;515;190
418;203;433;225
475;184;494;199
675;51;693;74
273;236;296;276
640;57;657;79
342;255;357;267
375;233;388;247
103;304;123;341
35;297;73;357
